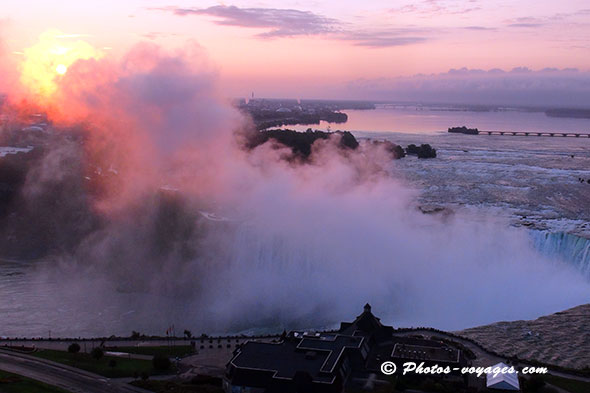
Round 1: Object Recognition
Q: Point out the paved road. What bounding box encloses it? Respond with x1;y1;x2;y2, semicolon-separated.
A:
0;349;149;393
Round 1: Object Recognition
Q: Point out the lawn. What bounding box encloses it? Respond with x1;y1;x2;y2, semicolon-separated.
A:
0;369;69;393
30;349;173;378
542;374;590;393
131;378;223;393
106;345;194;358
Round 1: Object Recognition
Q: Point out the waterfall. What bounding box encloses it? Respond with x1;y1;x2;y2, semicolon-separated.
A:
530;230;590;278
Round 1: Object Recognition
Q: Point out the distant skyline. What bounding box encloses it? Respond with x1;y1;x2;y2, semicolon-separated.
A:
1;1;590;104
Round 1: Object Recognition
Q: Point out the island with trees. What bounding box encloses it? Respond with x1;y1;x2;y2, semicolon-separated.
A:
245;129;358;160
246;128;436;161
448;126;479;135
236;98;374;130
406;143;437;158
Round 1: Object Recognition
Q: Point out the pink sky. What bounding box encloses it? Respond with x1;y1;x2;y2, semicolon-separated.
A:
2;0;590;100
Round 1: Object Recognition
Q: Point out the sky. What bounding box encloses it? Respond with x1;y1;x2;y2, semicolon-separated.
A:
1;0;590;103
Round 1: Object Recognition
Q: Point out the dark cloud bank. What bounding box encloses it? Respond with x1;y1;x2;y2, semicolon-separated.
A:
348;68;590;107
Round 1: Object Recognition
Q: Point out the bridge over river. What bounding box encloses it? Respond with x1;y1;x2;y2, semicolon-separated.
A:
479;131;590;137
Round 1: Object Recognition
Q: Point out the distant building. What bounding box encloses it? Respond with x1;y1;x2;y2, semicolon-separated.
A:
486;362;520;391
223;304;469;393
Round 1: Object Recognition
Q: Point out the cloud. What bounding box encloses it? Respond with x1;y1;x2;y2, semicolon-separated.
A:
334;28;433;48
550;8;590;21
508;23;543;28
140;31;180;40
54;33;92;39
347;67;590;107
154;5;338;38
152;5;430;48
389;0;481;16
340;29;431;48
504;16;545;28
505;10;590;28
0;21;24;95
463;26;496;31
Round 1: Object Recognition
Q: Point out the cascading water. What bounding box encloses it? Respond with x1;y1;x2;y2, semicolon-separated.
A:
530;230;590;278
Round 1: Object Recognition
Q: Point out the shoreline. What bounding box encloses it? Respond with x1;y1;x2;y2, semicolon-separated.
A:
3;303;590;373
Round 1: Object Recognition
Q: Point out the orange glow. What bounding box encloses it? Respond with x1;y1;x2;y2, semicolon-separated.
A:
56;64;68;75
20;29;103;98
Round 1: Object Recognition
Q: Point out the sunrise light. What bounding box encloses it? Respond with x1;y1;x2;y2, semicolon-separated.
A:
19;29;103;98
56;64;67;75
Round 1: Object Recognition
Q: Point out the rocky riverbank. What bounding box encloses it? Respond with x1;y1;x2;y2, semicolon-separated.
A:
457;304;590;370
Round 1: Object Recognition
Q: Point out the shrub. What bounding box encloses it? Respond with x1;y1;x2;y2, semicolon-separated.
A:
90;347;104;360
67;343;81;354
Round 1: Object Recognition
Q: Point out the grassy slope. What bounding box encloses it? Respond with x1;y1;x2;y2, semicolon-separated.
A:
542;374;590;393
30;349;172;378
131;380;223;393
0;369;69;393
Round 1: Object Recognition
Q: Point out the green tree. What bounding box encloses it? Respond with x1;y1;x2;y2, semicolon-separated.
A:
67;343;81;354
91;347;104;360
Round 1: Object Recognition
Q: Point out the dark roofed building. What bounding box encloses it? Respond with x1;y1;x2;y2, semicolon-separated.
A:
225;333;367;393
224;304;469;393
